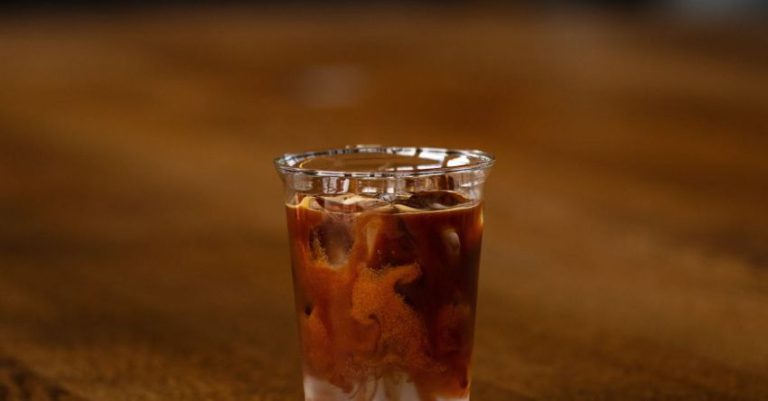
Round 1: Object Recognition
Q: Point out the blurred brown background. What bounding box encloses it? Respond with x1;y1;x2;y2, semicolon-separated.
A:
1;2;767;400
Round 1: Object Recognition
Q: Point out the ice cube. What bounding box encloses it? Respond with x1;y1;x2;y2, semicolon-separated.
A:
297;195;324;210
315;194;360;213
317;194;391;213
397;191;468;210
309;218;353;267
441;227;461;263
365;217;417;269
366;219;382;257
355;197;392;212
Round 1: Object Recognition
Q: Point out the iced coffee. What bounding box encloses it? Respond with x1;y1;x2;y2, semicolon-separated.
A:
275;147;493;401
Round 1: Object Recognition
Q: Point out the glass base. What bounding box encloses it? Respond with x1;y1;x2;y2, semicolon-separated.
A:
303;374;469;401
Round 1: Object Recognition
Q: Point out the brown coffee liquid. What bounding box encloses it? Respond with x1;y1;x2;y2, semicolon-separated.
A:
286;191;482;401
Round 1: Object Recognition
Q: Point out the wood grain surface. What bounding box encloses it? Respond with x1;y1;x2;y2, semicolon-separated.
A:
1;6;767;401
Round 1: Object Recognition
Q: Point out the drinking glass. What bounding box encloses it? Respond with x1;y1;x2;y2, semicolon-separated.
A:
275;146;494;401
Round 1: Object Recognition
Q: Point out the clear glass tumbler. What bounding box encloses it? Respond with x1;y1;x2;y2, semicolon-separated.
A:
275;146;494;401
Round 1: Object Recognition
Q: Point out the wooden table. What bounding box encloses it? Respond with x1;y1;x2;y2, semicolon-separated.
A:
1;6;767;400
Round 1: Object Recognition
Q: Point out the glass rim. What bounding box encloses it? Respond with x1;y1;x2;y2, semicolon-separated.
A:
274;145;495;178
